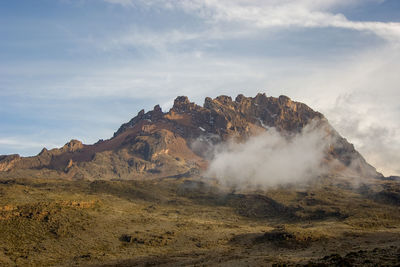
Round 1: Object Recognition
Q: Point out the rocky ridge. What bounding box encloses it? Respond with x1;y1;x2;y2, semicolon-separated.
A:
0;93;381;180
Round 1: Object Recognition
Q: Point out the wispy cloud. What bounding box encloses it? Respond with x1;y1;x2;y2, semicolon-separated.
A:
103;0;135;7
0;137;59;151
103;0;400;42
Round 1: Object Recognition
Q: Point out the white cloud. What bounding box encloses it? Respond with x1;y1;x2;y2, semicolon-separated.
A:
0;137;59;151
103;0;134;7
275;44;400;176
195;0;400;42
105;29;205;53
103;0;400;42
326;93;400;176
206;121;330;189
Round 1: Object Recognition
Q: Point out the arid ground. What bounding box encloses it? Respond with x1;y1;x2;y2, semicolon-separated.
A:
1;174;399;266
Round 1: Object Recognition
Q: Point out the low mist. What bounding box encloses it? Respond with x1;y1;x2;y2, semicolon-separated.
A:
206;122;331;189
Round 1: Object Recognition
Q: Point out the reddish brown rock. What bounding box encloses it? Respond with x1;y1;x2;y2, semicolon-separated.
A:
0;154;21;172
0;93;381;180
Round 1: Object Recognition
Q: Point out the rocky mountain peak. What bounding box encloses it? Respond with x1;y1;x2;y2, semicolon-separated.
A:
278;94;291;104
172;96;193;112
215;95;233;105
153;104;162;113
0;93;382;180
61;140;84;153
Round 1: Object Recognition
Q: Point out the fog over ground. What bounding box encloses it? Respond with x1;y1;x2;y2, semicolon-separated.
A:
206;121;337;189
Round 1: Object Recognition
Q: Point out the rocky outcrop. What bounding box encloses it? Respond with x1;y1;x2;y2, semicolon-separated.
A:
0;93;381;180
114;105;165;137
0;155;21;172
116;93;324;141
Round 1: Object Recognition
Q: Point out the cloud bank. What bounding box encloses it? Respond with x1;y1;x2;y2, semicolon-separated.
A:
326;93;400;176
206;122;331;189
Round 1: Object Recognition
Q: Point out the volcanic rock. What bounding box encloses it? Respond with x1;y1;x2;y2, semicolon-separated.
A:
0;93;382;180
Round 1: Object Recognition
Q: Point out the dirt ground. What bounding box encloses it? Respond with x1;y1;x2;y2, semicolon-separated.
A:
0;176;399;266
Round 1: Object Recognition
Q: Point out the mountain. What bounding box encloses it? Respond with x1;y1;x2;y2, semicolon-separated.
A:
0;93;381;180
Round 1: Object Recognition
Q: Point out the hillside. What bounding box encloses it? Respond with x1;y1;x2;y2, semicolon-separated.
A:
0;93;381;180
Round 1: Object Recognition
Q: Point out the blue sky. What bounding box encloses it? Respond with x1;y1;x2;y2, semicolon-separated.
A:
1;0;400;175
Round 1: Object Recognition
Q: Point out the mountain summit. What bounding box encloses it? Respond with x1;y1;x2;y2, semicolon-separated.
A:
0;93;381;180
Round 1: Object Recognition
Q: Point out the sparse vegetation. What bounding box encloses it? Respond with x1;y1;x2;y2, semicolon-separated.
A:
0;176;399;266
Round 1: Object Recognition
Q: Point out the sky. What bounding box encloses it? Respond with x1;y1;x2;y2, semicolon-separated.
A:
0;0;399;176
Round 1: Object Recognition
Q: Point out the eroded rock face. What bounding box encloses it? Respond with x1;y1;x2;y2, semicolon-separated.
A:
115;93;324;141
61;140;84;153
0;155;21;172
0;93;381;179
